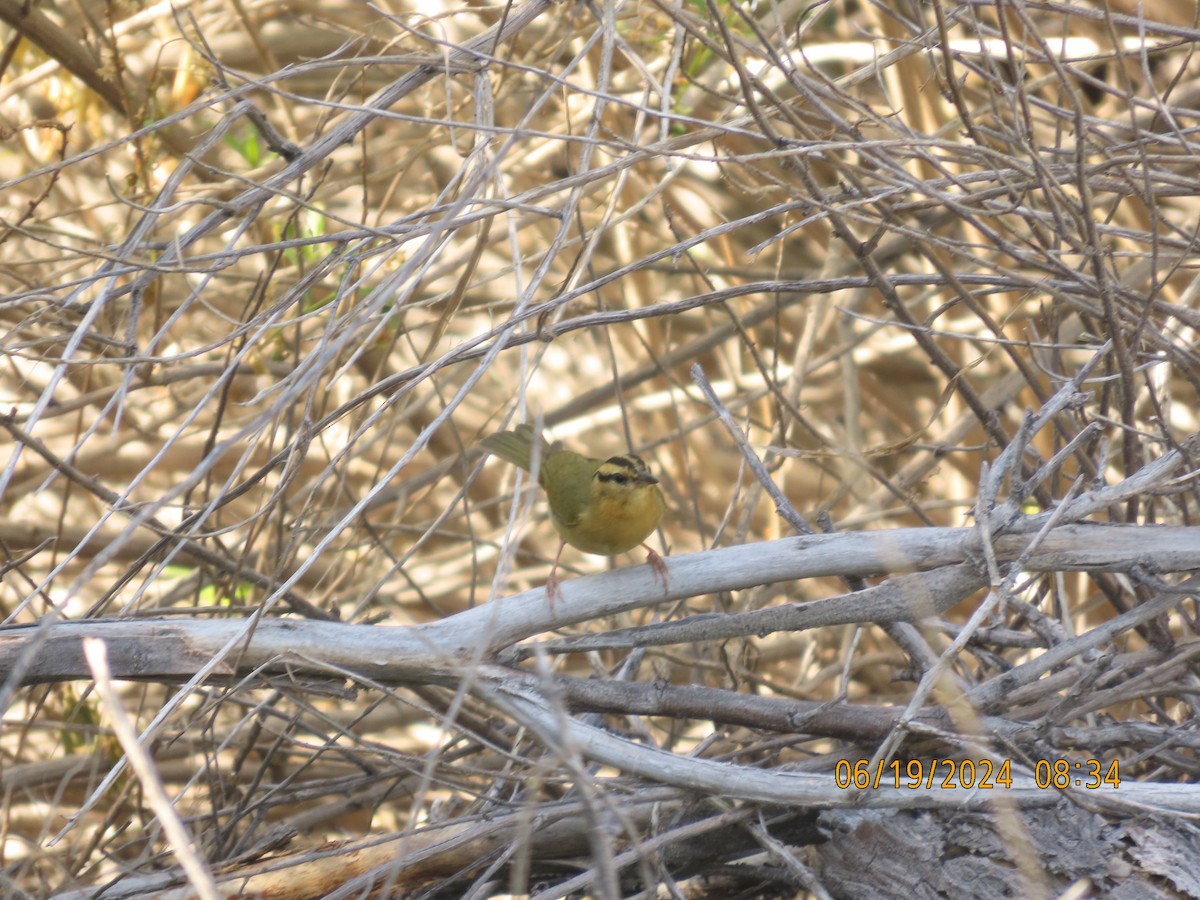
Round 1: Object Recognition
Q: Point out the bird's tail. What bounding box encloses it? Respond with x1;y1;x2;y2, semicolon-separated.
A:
481;424;552;473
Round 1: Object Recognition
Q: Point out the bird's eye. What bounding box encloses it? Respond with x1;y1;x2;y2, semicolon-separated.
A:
610;473;629;484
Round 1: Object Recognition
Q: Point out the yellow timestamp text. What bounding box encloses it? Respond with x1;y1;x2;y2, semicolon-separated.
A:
834;758;1120;790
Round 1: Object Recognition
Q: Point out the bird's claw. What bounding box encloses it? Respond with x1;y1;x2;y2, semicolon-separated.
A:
545;567;561;617
644;545;669;593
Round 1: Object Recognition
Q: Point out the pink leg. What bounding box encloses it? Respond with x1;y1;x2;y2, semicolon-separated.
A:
545;541;566;616
643;544;669;592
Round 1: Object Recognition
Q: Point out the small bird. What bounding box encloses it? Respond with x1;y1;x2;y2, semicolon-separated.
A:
482;424;668;611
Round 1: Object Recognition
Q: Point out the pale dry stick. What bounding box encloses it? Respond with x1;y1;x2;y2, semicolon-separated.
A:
690;364;815;537
977;457;1011;589
9;361;300;425
0;414;330;734
551;672;1044;747
4;229;365;629
251;153;531;593
527;651;623;900
313;271;1101;502
52;284;533;842
5;0;561;499
359;274;1065;520
46;55;576;819
746;817;834;900
55;790;687;900
862;468;1088;784
483;670;1194;814
761;33;1170;97
540;0;634;310
835;624;865;703
0;416;330;618
5;529;1198;686
854;315;1090;520
81;639;220;900
532;808;759;900
691;363;943;674
0;0;208;105
983;345;1109;527
0;94;258;502
520;563;988;661
967;574;1200;714
1054;629;1200;723
1046;432;1200;525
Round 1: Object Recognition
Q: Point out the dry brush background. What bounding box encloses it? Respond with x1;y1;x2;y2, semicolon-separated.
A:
2;0;1200;896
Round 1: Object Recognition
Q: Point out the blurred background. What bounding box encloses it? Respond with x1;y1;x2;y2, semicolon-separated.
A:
2;0;1199;894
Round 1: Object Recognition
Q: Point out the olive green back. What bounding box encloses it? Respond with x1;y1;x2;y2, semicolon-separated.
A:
540;449;600;528
482;425;599;528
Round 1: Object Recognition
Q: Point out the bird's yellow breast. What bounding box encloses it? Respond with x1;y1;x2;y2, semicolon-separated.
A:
553;473;664;556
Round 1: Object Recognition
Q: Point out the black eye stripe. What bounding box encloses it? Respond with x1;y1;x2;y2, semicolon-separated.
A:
596;470;632;483
595;455;652;483
606;455;644;470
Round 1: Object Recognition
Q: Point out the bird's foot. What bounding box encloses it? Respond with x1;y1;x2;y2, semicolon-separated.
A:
545;566;561;617
643;545;669;593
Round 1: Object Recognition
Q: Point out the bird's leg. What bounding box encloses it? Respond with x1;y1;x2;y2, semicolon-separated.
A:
642;543;669;592
545;540;567;616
